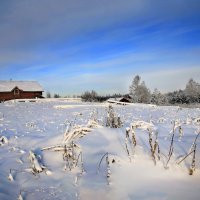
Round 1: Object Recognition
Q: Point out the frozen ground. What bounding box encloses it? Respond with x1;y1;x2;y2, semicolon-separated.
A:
0;99;200;200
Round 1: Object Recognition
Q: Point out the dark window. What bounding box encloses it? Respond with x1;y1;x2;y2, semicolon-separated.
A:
14;89;20;96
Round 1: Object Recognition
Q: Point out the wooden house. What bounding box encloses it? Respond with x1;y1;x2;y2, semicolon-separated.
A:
0;81;44;102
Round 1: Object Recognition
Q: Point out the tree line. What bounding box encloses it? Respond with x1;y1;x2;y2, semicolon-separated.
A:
81;91;123;102
46;92;61;98
81;75;200;105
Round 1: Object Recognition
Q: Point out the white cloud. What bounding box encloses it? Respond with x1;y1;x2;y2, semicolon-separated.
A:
0;0;200;96
40;66;200;96
141;67;200;93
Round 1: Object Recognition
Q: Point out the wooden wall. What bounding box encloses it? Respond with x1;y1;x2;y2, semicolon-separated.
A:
0;91;43;102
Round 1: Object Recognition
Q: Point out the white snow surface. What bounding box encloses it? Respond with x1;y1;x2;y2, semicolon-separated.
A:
0;100;200;200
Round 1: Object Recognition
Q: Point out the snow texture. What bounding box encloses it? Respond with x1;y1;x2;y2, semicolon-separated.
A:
0;99;200;200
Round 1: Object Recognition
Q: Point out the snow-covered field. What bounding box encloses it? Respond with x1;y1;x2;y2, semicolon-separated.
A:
0;100;200;200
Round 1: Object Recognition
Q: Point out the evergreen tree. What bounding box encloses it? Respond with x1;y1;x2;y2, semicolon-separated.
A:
46;91;51;98
81;90;98;102
151;88;167;105
54;93;60;98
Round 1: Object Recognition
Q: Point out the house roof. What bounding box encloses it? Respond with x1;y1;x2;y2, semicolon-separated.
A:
0;81;43;92
107;97;132;103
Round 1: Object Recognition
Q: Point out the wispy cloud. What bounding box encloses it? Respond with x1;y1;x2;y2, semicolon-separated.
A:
141;67;200;92
0;0;200;95
40;66;200;96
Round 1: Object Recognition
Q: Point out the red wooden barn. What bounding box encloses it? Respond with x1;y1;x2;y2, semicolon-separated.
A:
0;81;44;102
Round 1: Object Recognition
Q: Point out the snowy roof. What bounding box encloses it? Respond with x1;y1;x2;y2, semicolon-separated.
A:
107;97;131;103
0;81;43;92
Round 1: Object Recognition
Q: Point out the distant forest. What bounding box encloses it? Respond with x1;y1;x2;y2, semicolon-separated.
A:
47;75;200;105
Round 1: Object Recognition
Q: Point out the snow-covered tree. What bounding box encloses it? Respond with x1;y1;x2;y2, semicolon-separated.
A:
167;90;190;104
81;90;98;102
129;75;140;102
151;88;167;105
129;75;151;103
184;79;200;103
137;81;151;103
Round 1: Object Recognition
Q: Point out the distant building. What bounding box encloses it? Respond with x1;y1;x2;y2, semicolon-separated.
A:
107;96;132;105
0;81;44;102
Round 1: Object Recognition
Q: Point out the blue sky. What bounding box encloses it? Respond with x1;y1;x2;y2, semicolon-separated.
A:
0;0;200;96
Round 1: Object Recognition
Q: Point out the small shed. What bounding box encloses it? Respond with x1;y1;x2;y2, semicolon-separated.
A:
107;96;132;104
0;81;44;102
118;97;132;103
